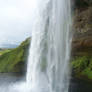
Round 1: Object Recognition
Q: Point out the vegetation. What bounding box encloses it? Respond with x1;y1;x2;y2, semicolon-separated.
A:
72;56;92;80
0;49;11;56
0;38;30;73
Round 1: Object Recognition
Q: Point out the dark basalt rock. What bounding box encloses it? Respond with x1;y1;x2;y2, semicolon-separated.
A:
74;0;92;9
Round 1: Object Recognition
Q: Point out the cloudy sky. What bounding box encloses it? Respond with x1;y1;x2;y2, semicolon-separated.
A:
0;0;36;46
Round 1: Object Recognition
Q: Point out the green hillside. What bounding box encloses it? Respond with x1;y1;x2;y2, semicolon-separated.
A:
0;49;11;56
0;38;30;73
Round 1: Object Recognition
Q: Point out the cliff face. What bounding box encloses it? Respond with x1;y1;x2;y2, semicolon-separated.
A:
72;0;92;56
72;0;92;80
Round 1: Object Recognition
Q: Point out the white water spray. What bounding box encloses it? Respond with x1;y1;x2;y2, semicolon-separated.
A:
27;0;72;92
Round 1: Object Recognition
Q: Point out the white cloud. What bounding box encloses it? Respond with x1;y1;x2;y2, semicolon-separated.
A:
0;0;37;45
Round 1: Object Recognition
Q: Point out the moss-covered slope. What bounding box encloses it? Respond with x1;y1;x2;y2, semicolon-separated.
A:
0;38;30;73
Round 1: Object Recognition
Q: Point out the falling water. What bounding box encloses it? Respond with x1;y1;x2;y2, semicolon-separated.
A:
27;0;72;92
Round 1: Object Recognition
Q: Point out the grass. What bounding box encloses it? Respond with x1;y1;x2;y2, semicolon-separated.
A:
0;49;11;56
0;38;30;73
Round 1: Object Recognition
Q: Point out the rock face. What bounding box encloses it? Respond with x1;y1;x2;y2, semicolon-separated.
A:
74;0;92;9
71;0;92;80
72;1;92;56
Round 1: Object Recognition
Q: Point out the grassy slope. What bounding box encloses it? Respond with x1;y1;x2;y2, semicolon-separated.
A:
0;49;11;56
0;38;30;73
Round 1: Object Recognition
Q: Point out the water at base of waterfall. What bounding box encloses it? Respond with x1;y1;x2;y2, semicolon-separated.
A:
0;74;92;92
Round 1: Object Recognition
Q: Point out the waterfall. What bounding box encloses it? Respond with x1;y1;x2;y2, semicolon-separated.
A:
26;0;72;92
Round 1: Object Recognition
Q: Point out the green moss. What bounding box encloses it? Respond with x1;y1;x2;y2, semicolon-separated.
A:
72;56;92;80
82;68;92;79
72;56;88;71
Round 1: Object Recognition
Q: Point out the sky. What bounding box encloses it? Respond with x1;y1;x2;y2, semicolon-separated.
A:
0;0;36;46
